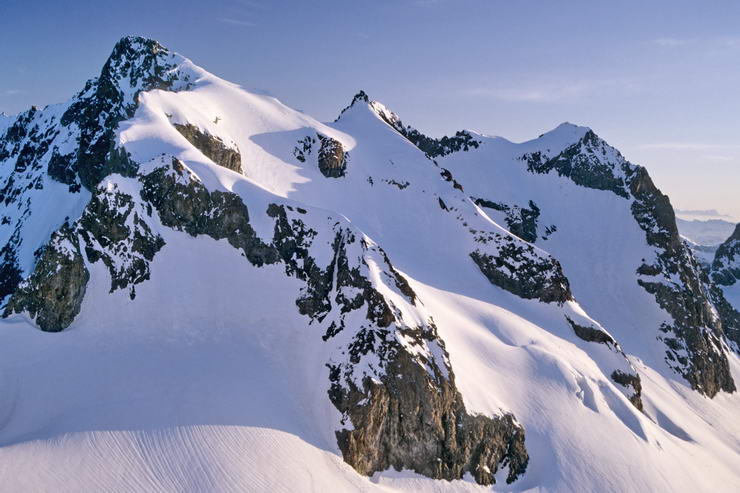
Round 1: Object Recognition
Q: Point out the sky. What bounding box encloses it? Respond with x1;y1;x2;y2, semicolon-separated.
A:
1;0;738;220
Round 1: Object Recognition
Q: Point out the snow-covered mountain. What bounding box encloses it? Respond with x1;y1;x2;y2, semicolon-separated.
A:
676;217;737;246
0;37;739;492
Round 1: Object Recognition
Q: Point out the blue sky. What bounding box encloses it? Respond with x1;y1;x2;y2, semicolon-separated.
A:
1;0;738;219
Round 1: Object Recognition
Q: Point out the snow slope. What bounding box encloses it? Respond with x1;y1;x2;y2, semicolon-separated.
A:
0;37;739;492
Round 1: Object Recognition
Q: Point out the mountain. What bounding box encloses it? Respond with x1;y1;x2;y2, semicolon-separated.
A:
0;37;739;492
711;224;740;311
676;217;737;246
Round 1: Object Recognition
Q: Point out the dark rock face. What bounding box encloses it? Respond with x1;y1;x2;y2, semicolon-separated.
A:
629;167;735;397
711;223;740;286
317;134;347;178
611;370;644;411
265;202;528;486
0;234;23;304
173;123;242;173
522;130;631;198
519;128;737;397
566;316;616;346
78;179;165;299
330;327;528;485
0;36;193;315
293;133;348;178
140;158;277;267
4;224;88;331
57;36;191;190
470;247;571;304
474;198;541;243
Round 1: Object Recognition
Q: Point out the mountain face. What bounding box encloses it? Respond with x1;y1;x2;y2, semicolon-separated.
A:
0;37;738;492
676;217;737;246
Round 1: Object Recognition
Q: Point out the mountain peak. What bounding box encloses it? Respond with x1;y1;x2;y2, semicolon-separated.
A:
98;36;181;92
350;90;370;105
335;90;374;121
538;121;591;140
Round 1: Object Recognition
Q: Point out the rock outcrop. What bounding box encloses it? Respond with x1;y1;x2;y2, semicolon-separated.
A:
519;128;737;397
470;246;571;304
711;223;740;287
317;134;347;178
330;325;529;485
173;123;242;173
4;224;88;331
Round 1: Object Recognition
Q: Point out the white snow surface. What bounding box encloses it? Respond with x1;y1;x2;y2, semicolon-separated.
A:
0;47;739;493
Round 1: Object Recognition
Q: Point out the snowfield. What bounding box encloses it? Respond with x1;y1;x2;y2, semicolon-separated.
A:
0;37;738;492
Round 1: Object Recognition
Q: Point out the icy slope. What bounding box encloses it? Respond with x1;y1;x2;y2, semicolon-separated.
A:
0;36;738;492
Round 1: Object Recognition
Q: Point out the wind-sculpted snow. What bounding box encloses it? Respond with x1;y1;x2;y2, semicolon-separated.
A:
1;36;740;492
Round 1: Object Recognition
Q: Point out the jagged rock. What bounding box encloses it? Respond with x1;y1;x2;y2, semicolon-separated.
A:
611;370;644;411
317;134;347;178
173;123;243;173
711;223;740;286
78;179;165;299
470;247;571;304
519;128;737;397
4;224;88;331
474;197;541;243
522;130;631;198
292;133;348;178
140;158;276;266
330;329;528;485
630;167;736;396
57;36;192;190
338;91;481;159
0;232;23;304
566;316;616;346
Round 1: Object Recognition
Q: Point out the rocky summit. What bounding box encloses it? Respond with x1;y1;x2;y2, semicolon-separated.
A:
0;37;739;492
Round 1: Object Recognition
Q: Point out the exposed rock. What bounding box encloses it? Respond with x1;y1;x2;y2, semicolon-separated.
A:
330;330;528;485
470;246;571;304
611;370;644;411
4;224;88;331
262;202;528;485
0;232;23;304
440;168;464;192
520;128;737;397
140;158;276;267
317;134;347;178
77;179;165;299
711;223;740;286
293;135;315;163
337;91;481;159
58;36;192;190
630;167;736;396
173;123;242;173
474;197;541;243
522;130;631;198
566;316;616;347
292;133;348;178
